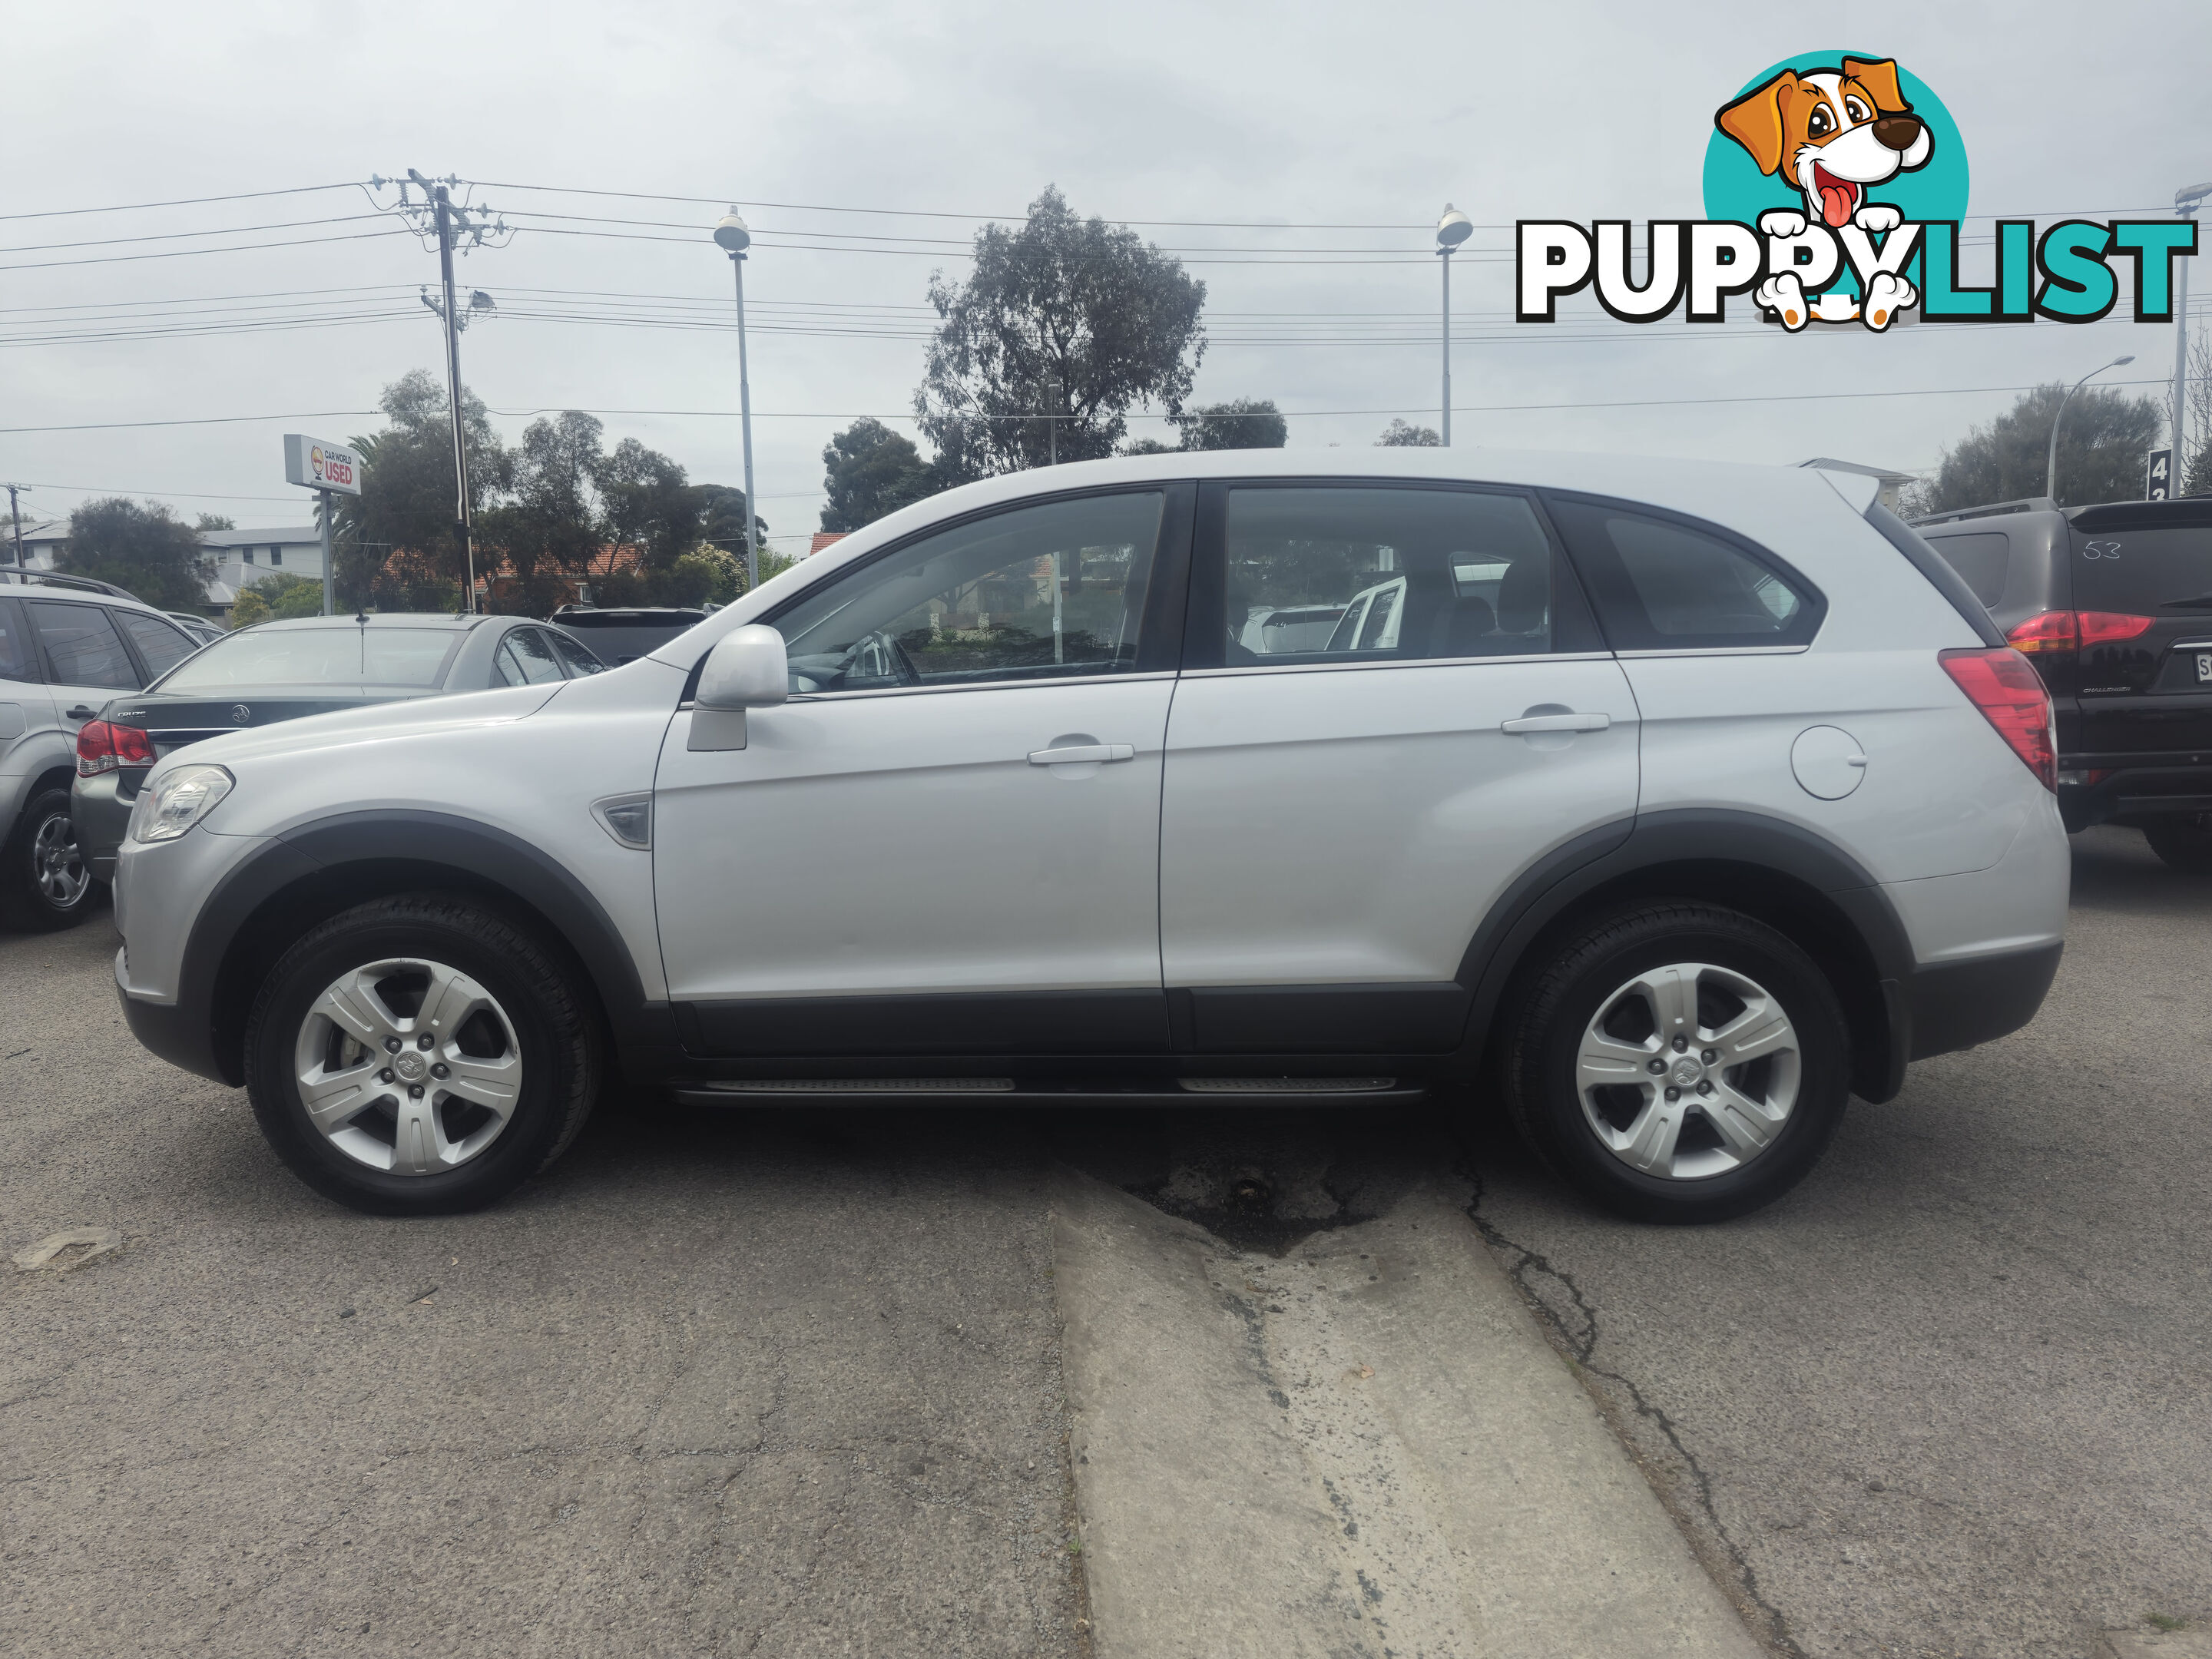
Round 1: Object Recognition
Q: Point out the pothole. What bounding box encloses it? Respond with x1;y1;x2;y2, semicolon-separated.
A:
13;1227;124;1273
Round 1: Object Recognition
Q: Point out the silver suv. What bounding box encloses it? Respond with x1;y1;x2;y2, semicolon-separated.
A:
0;572;205;929
107;450;2071;1223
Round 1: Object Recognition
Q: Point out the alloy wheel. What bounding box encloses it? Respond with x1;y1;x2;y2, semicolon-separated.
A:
31;811;90;911
293;958;523;1175
1574;961;1802;1181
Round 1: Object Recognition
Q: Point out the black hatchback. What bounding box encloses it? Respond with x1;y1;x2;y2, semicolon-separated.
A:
70;612;605;886
1914;495;2212;866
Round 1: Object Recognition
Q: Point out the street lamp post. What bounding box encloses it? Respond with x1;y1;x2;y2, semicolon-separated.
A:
714;208;760;596
1435;206;1473;445
2172;182;2210;470
2047;355;2136;503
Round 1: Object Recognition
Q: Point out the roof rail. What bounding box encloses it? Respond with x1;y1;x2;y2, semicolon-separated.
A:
1908;497;2059;527
0;567;144;602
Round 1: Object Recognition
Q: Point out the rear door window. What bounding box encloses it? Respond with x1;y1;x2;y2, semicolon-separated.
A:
1189;484;1577;668
1545;497;1823;651
28;600;141;689
1922;531;2010;608
501;628;565;684
2067;527;2212;614
0;598;37;682
116;611;198;680
548;632;605;676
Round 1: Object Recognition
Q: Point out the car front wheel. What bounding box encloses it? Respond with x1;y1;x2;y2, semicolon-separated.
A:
1503;901;1850;1224
243;895;601;1215
0;786;97;932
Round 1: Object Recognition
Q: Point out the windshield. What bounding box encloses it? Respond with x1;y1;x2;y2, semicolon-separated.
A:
157;627;459;690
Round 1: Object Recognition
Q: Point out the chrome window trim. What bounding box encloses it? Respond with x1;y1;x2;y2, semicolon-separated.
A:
699;668;1180;710
1613;644;1812;660
1176;651;1617;680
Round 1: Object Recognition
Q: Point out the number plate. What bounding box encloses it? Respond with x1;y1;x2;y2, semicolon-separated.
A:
2198;653;2212;684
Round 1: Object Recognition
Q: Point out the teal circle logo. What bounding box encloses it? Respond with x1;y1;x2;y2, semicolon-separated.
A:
1702;52;1969;228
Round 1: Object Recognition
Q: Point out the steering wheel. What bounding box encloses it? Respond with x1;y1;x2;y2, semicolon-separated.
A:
846;628;921;688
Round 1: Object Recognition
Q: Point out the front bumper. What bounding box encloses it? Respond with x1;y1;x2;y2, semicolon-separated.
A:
71;769;139;884
115;945;230;1084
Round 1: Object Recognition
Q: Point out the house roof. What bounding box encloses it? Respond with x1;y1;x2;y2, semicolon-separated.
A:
200;526;321;548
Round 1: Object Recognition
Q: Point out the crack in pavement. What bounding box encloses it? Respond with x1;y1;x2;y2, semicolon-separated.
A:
1462;1165;1809;1659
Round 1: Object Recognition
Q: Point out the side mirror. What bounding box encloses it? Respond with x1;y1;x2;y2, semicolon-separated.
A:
688;625;788;752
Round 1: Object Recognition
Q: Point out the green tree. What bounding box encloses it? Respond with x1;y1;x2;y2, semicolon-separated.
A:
228;589;270;628
1171;398;1287;450
1377;419;1442;448
246;571;324;620
194;513;235;532
57;498;210;611
820;418;935;531
336;369;508;610
597;437;704;571
1120;437;1177;456
916;186;1207;475
1920;383;2165;512
2182;326;2212;498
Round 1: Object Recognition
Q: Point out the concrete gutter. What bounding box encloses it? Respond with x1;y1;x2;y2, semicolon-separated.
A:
1050;1168;1764;1658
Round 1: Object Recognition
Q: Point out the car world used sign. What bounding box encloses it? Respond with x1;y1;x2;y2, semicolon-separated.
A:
282;433;363;495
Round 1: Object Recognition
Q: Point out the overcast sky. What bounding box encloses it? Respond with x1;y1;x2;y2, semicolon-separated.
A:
5;0;2209;544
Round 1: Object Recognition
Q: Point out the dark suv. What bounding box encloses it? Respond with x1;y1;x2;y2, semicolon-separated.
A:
1913;495;2212;866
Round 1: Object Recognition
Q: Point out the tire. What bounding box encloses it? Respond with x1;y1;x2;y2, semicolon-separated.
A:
0;786;98;932
2142;813;2212;872
243;894;601;1215
1502;900;1850;1224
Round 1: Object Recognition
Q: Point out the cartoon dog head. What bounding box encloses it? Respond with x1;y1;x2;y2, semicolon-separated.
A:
1716;58;1932;227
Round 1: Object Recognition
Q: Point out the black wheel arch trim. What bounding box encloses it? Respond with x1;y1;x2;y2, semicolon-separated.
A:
1450;807;1919;1101
164;810;656;1088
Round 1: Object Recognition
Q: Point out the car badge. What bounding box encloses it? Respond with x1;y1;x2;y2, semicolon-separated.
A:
231;704;251;724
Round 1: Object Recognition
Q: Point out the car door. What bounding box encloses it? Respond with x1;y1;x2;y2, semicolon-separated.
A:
652;483;1191;1058
1158;481;1641;1053
25;599;142;736
0;595;58;786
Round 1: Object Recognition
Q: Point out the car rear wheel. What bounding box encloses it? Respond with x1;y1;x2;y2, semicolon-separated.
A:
2142;813;2212;872
0;787;97;932
243;895;601;1215
1503;900;1850;1224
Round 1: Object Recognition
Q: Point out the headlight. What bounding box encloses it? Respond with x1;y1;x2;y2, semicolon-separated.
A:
130;764;234;843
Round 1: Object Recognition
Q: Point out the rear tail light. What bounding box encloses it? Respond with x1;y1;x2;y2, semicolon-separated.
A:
74;720;154;777
1939;647;2056;791
2003;611;2157;654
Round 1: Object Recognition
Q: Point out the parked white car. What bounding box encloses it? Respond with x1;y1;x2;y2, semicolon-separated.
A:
110;449;2069;1222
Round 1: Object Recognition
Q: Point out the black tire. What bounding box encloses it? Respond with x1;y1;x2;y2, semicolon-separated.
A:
0;786;98;932
2142;813;2212;872
243;894;601;1215
1502;900;1850;1224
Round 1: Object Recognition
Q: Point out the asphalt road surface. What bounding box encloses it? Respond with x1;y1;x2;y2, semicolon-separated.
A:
4;824;2204;1657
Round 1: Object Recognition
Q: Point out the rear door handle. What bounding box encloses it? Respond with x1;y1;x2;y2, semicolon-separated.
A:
65;706;98;720
1028;743;1135;765
1501;712;1611;734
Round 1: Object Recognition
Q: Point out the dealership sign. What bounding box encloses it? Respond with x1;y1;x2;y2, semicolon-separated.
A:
283;433;362;495
1516;52;2197;333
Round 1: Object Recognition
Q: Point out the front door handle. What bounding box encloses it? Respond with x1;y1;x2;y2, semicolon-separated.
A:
1028;743;1135;765
1501;711;1611;734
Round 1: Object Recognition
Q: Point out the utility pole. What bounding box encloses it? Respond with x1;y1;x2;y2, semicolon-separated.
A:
432;184;475;613
1435;207;1473;446
2173;183;2210;472
5;485;25;570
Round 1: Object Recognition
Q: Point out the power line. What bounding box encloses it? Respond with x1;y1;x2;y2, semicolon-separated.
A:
0;228;415;274
0;183;367;223
0;213;392;258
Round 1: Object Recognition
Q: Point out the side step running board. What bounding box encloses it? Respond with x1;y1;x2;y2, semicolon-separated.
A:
674;1077;1414;1106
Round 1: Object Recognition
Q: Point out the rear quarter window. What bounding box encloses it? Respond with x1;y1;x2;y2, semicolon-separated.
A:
1544;495;1824;651
2067;527;2212;614
1922;531;2010;608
